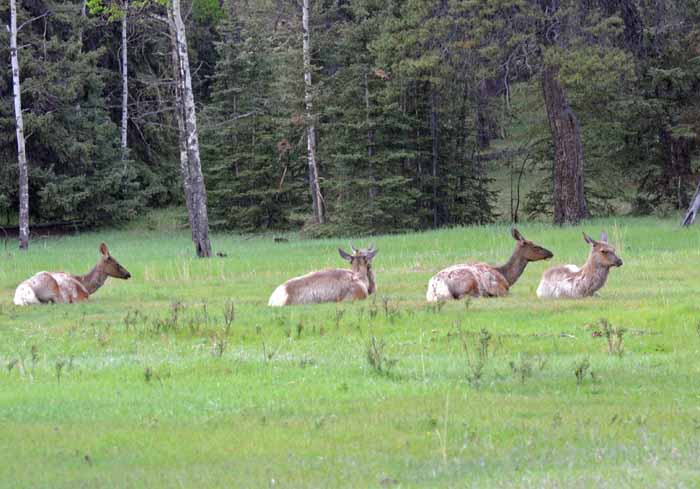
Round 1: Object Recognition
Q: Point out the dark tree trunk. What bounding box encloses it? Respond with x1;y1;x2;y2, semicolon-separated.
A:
364;71;377;201
430;87;439;228
542;65;589;225
475;78;499;149
660;127;693;208
598;0;644;56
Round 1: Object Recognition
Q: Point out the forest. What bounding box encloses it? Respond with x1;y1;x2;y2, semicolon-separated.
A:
1;0;699;242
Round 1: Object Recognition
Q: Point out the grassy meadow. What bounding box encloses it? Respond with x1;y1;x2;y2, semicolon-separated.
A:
2;216;700;488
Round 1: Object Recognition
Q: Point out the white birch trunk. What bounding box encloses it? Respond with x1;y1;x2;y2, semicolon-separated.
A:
302;0;325;225
79;0;87;46
10;0;29;250
170;0;212;257
167;6;194;232
120;0;128;161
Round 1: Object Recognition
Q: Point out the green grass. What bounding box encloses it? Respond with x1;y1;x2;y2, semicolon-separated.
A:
2;217;700;488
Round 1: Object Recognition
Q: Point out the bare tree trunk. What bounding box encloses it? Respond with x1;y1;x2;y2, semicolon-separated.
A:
120;0;129;162
475;79;498;149
660;127;693;208
169;0;212;257
302;0;325;225
10;0;29;250
430;87;439;228
364;71;376;201
78;0;87;47
542;64;589;225
682;181;700;226
168;7;194;232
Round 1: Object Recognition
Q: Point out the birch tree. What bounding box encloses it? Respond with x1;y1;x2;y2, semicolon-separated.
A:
9;0;29;250
168;0;212;257
302;0;325;225
86;0;129;161
120;0;129;161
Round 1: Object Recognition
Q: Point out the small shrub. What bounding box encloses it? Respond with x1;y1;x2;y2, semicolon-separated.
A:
366;336;397;375
600;318;626;357
459;328;492;387
211;333;227;357
223;300;235;335
575;358;591;386
509;354;533;384
334;309;345;329
123;310;141;332
55;360;66;383
368;297;378;319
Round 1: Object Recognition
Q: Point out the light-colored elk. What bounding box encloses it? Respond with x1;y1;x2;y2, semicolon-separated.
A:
13;243;131;306
426;228;553;302
536;231;623;299
268;244;377;306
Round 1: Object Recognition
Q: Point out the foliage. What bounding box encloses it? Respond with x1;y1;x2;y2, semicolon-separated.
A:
1;0;699;231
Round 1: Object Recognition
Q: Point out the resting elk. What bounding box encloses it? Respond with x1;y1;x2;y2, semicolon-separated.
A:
13;243;131;306
536;231;623;299
426;228;553;302
268;244;377;306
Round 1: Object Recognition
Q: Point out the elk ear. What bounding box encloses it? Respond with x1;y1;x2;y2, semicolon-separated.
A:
582;233;596;246
600;231;608;243
366;248;378;261
338;248;353;261
100;242;109;257
511;228;524;242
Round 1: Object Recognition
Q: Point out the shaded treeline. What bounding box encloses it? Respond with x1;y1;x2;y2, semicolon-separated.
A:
1;0;698;238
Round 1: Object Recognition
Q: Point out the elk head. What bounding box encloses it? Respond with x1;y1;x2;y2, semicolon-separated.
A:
512;228;553;262
339;243;378;275
583;231;623;268
99;243;132;279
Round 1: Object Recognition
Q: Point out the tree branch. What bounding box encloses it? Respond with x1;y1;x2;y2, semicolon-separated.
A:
17;10;51;32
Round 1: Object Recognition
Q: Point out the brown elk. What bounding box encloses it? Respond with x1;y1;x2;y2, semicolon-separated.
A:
426;228;553;301
536;231;623;299
268;245;377;306
13;243;131;306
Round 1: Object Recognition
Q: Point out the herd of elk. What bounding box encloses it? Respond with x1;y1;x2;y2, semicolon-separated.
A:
268;245;377;306
13;243;131;306
426;228;553;301
12;229;623;307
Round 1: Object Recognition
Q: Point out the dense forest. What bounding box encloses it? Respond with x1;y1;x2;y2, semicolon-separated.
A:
1;0;699;244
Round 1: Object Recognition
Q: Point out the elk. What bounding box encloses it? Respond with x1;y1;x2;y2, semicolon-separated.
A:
536;231;623;299
13;243;131;306
426;228;553;302
268;244;377;306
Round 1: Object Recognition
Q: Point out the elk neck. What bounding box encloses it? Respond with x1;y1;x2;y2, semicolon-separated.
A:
74;262;109;295
579;253;610;293
351;263;374;294
495;246;529;287
366;266;376;295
